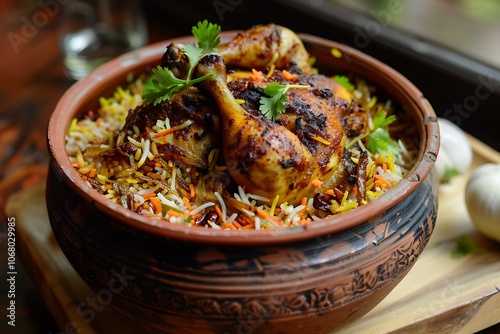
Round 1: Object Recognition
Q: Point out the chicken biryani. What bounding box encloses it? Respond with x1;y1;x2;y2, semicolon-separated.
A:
65;21;418;230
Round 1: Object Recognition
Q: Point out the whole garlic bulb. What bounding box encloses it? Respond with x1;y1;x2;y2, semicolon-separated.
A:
465;163;500;243
435;118;473;182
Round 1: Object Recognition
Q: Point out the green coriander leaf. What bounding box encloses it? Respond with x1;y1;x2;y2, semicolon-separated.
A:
143;66;186;105
259;83;309;121
183;42;205;70
366;128;399;154
260;93;288;121
452;235;485;259
333;75;355;91
192;20;221;54
185;21;221;73
142;20;221;106
346;109;397;149
373;109;396;129
263;82;287;97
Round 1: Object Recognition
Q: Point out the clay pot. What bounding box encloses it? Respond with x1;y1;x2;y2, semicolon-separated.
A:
46;31;439;333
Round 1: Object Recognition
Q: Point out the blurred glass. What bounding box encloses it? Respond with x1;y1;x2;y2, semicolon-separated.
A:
60;0;148;80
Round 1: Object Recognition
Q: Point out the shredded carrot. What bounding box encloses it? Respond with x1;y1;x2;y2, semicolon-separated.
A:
256;208;268;219
236;217;248;226
215;205;223;220
134;201;141;208
282;70;297;80
95;117;104;126
241;222;256;229
298;197;308;218
142;192;156;200
241;214;254;225
269;215;283;226
166;210;181;217
352;187;358;196
182;197;194;211
154;128;175;138
232;220;242;229
189;183;196;199
179;187;190;199
183;211;191;219
325;189;335;196
222;222;236;230
72;162;80;168
88;168;97;178
249;68;264;82
104;184;113;190
150;197;162;213
311;179;323;188
374;174;391;188
298;218;312;225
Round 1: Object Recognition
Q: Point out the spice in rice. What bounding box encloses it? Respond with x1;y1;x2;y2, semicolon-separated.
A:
66;74;417;230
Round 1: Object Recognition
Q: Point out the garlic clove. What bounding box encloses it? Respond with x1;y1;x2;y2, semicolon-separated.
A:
436;118;473;182
465;163;500;243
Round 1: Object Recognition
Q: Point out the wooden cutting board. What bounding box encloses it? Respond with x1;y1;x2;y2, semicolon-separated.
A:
6;136;500;334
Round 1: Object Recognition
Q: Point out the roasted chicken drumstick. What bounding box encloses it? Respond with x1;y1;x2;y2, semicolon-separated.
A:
117;24;366;206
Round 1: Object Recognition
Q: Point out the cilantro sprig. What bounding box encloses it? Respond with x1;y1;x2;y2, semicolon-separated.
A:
259;82;309;121
142;20;221;105
452;235;485;258
333;75;355;91
346;109;397;153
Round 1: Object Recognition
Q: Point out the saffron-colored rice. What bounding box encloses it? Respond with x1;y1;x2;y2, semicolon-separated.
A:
65;74;417;230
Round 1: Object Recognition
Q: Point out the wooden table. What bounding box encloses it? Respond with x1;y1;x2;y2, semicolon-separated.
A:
1;1;499;333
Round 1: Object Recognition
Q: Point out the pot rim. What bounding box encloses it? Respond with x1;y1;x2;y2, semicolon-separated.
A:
47;30;439;246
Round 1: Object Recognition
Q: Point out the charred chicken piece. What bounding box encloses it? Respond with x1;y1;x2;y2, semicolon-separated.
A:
195;54;357;205
218;24;312;73
160;43;190;79
228;68;357;194
116;87;221;170
117;24;368;207
195;55;313;205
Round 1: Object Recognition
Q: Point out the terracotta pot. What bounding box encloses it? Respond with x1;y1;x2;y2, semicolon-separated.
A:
46;31;439;333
